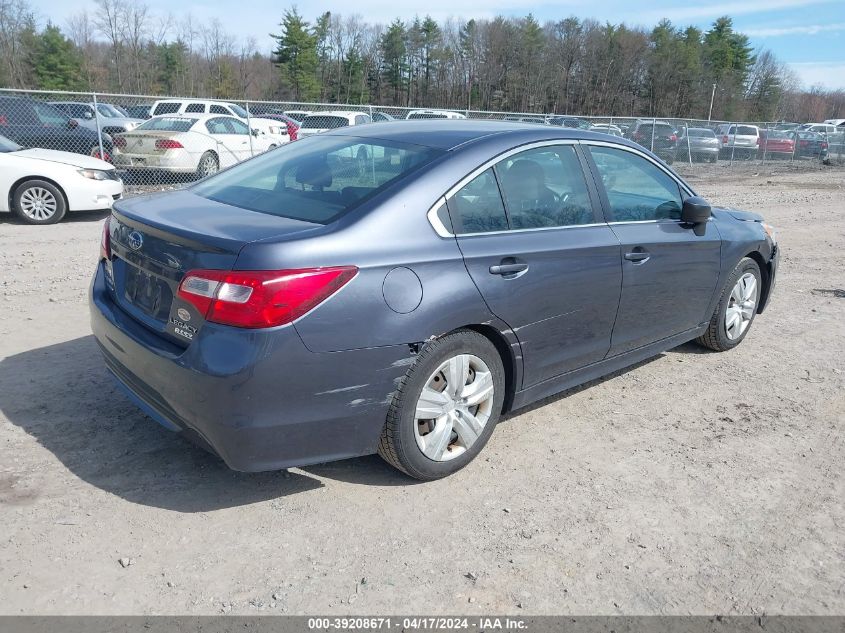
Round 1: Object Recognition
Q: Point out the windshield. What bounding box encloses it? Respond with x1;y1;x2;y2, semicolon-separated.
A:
0;134;21;152
136;117;195;132
301;115;351;129
228;104;248;118
97;104;123;118
193;136;443;224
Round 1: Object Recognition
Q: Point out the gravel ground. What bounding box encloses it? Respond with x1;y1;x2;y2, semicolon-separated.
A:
0;163;843;615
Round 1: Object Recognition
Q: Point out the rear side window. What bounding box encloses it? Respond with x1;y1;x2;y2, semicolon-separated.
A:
153;102;181;115
495;146;594;228
185;103;205;113
193;136;443;224
447;168;508;234
33;103;68;126
589;146;683;222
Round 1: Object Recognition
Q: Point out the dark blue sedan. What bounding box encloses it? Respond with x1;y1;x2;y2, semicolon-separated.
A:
90;121;779;480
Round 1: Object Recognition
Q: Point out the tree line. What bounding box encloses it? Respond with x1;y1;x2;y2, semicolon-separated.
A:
1;0;843;122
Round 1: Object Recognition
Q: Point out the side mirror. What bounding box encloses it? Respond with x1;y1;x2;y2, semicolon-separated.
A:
67;119;78;129
681;196;711;224
83;111;94;120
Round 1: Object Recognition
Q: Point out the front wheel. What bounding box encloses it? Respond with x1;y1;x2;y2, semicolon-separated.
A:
12;180;67;225
378;330;505;480
696;257;761;351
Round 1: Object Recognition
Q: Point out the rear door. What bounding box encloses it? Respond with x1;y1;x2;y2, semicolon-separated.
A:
448;141;622;387
584;143;721;355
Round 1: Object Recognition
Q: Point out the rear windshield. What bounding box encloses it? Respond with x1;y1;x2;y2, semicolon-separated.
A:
687;128;715;138
728;125;758;136
408;112;449;119
640;124;675;134
136;117;195;132
192;136;443;224
301;115;351;129
764;130;790;139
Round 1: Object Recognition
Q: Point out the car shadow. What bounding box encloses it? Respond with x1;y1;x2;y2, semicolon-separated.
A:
0;336;324;512
1;209;110;225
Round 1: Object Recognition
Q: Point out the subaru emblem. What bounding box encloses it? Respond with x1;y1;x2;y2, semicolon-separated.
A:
177;308;191;322
127;231;143;251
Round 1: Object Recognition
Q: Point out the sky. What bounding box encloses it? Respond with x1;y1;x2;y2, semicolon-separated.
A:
28;0;845;89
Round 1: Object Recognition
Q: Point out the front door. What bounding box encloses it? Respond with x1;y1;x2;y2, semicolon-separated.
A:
584;143;722;356
449;142;622;387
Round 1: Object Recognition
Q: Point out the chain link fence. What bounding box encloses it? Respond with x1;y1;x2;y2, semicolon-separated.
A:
1;88;841;198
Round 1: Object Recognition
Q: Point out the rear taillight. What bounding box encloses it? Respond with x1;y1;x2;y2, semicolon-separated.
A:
155;139;183;150
822;141;829;149
800;140;808;147
633;132;643;141
722;135;729;144
670;134;677;142
287;122;298;141
100;216;111;260
177;266;358;329
114;136;126;149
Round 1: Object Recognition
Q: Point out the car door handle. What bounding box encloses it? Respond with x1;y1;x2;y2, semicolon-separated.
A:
624;250;650;263
489;262;529;276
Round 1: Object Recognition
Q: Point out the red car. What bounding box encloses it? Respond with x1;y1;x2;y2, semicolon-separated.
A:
758;130;795;158
256;114;300;141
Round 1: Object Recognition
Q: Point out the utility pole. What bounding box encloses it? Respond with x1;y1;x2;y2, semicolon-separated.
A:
708;83;717;122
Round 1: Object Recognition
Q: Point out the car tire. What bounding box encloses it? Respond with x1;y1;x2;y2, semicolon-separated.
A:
378;329;506;480
196;151;219;179
695;257;762;352
12;179;67;225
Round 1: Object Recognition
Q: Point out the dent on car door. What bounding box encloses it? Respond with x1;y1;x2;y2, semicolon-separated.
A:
448;143;622;388
585;144;721;355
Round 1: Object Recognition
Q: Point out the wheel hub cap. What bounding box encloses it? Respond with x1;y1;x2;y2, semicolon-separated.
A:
20;187;57;220
413;354;495;462
725;272;757;340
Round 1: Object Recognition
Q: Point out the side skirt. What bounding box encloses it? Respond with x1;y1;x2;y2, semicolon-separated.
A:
510;325;708;411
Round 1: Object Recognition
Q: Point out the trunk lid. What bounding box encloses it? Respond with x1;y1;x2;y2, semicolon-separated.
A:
107;189;321;344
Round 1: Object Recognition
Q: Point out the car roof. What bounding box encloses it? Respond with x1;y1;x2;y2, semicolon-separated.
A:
322;119;648;151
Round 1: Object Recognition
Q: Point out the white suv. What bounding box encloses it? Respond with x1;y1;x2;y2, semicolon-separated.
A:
714;124;760;159
405;109;467;120
297;111;372;138
149;100;291;146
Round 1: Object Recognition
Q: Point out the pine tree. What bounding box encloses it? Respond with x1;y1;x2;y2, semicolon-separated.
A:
271;8;320;101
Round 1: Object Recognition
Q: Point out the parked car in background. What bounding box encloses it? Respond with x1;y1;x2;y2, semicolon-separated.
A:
548;116;591;129
794;131;829;160
625;120;678;163
589;123;623;137
0;133;121;225
50;101;144;136
675;127;719;162
255;113;300;141
90;120;778;480
0;96;114;160
773;122;800;131
371;111;395;122
714;124;760;160
503;115;548;125
112;114;275;178
799;123;838;136
122;104;153;119
405;109;467;120
823;118;845;127
757;130;795;158
297;111;372;138
149;100;291;145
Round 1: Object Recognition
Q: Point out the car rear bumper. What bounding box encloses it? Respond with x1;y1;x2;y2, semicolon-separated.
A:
113;152;196;173
89;262;411;471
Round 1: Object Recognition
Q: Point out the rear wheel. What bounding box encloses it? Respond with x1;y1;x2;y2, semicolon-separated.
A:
378;330;505;480
196;151;219;179
12;180;66;225
696;257;761;351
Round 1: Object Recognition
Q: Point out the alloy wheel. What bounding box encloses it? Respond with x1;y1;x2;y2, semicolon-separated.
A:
19;187;58;221
725;272;757;340
414;354;495;462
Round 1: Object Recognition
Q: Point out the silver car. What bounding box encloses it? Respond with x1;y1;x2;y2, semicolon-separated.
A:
50;101;144;136
714;124;759;160
676;127;719;163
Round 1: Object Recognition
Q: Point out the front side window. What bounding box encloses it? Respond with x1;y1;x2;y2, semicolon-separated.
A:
205;117;235;135
227;118;249;135
495;146;594;229
588;146;683;222
193;136;442;224
210;104;229;115
447;168;508;234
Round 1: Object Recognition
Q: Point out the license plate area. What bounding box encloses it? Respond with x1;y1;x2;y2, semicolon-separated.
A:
123;263;173;321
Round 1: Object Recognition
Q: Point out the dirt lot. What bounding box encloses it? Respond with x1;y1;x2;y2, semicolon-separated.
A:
0;163;843;616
